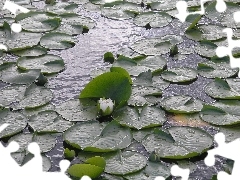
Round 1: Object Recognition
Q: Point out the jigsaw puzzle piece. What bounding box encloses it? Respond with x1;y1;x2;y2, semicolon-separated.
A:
171;165;190;180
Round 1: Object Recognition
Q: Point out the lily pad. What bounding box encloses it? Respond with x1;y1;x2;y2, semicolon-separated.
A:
28;110;74;133
45;2;78;14
0;84;26;107
80;72;132;105
200;100;240;125
0;109;27;138
142;126;213;159
133;12;172;28
22;103;55;117
161;67;198;83
160;95;203;113
103;150;147;175
113;105;166;129
17;83;53;109
194;40;217;58
131;36;183;56
17;54;65;74
16;11;61;32
63;120;132;152
204;78;240;99
40;32;75;50
124;161;170;180
0;63;41;84
197;58;238;78
12;46;48;57
56;99;98;122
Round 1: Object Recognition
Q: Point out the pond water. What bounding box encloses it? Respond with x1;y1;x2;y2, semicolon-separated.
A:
1;0;230;179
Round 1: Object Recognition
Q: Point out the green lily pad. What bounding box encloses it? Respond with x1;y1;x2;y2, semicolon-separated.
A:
17;54;65;74
0;84;26;107
68;164;104;179
160;95;203;113
103;150;147;175
197;58;238;78
161;67;198;83
200;100;240;125
218;126;240;142
1;30;41;51
194;40;218;57
80;71;132;105
113;105;166;129
56;99;98;122
28;110;74;133
45;2;78;14
63;120;132;152
124;161;170;180
16;11;61;32
40;32;75;50
22;103;55;117
0;63;41;84
17;83;53;109
142;126;213;159
204;78;240;99
131;36;183;56
133;12;172;28
101;1;141;20
0;109;27;138
12;46;48;57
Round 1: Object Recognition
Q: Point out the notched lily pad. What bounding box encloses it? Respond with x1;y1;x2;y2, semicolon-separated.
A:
63;120;132;152
17;54;65;74
113;105;166;130
160;95;203;113
142;126;213;159
161;67;198;83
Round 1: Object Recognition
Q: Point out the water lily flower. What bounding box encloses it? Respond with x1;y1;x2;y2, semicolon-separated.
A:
98;98;114;116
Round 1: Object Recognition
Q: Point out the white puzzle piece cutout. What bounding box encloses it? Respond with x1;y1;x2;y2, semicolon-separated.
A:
175;0;227;23
0;123;92;180
205;132;240;180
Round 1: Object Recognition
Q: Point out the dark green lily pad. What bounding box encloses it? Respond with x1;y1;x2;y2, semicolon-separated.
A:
12;46;48;57
80;71;132;105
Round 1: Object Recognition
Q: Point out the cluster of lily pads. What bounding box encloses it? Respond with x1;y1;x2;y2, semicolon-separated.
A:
1;0;240;179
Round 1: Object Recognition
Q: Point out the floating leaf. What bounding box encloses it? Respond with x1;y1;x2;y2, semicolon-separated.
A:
56;99;98;122
63;120;132;152
113;105;166;129
160;95;203;113
28;110;74;133
17;54;65;74
161;67;198;83
80;72;132;105
142;126;213;159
